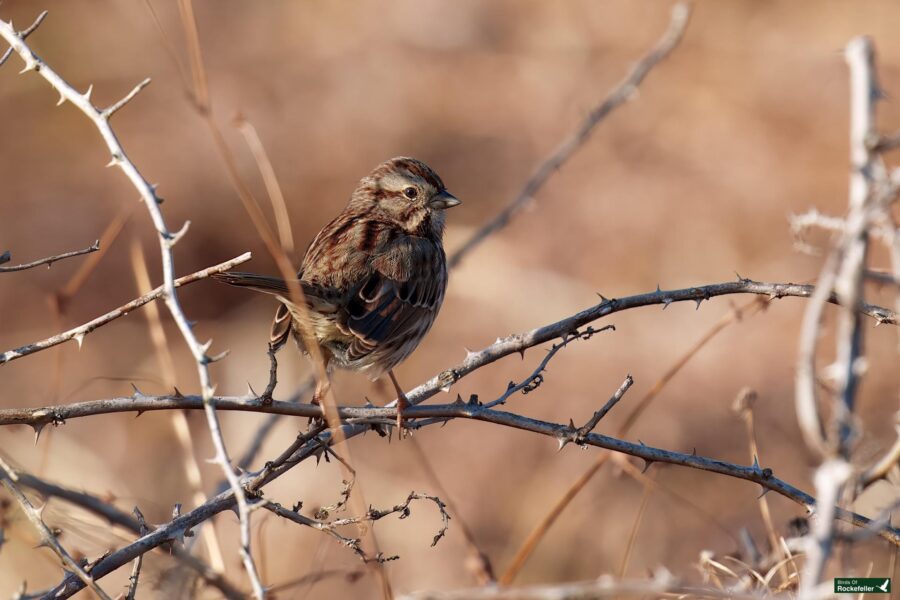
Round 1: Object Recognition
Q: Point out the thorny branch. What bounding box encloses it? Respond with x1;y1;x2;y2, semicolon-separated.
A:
0;13;266;598
483;325;615;409
0;458;114;600
265;491;450;562
448;2;691;268
0;240;99;273
0;253;251;366
14;470;246;599
794;36;900;600
3;278;895;430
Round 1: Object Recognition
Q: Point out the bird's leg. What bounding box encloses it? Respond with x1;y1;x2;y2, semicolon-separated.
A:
388;369;410;438
260;343;279;404
309;375;331;427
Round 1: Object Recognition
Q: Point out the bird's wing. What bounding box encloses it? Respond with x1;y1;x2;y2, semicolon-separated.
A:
341;236;447;364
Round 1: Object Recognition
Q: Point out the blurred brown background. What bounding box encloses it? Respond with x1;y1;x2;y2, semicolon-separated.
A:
1;1;898;597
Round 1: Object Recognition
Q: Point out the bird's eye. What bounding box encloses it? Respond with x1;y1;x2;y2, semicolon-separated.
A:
403;187;418;199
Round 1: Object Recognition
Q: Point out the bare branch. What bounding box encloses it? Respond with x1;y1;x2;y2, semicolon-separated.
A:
859;422;900;487
869;130;900;153
265;491;450;561
573;374;634;442
2;278;896;430
0;458;114;600
0;10;46;67
125;508;149;600
13;471;245;599
0;252;251;365
44;390;900;599
102;77;152;119
0;240;100;273
798;35;893;600
448;2;691;268
0;14;265;594
483;325;614;409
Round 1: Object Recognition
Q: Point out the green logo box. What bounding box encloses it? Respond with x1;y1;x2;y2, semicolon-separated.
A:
834;578;891;594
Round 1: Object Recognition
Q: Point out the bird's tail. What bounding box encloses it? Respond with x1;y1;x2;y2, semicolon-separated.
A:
212;271;292;296
212;271;338;314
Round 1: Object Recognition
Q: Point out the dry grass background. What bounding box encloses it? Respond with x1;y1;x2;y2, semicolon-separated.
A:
0;1;898;597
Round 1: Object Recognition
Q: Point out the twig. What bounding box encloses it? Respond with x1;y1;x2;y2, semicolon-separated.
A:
44;390;900;598
3;278;897;430
448;2;691;269
13;470;245;599
617;470;654;578
733;388;790;587
0;14;265;596
32;273;900;596
798;36;890;600
125;507;150;600
859;422;900;488
409;436;496;583
264;491;450;561
572;374;634;444
499;299;765;584
0;240;100;272
0;10;45;67
0;252;251;365
234;113;295;254
483;326;614;409
130;241;227;574
869;130;900;153
0;457;113;600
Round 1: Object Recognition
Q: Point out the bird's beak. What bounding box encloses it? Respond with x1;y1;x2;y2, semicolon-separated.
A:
429;190;461;210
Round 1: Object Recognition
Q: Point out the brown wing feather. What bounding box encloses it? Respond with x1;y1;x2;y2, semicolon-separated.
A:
341;235;446;367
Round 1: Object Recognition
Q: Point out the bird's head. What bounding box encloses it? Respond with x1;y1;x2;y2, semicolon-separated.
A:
351;156;460;237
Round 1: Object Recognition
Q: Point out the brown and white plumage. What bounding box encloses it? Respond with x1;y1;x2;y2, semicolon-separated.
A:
214;157;460;391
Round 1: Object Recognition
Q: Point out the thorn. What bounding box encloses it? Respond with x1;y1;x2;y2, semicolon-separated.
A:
597;293;609;302
199;339;213;354
556;436;569;451
105;154;121;168
32;423;46;445
757;486;771;499
518;349;526;360
130;382;145;398
735;271;744;282
464;347;478;361
73;332;85;349
247;383;257;397
167;220;191;246
662;298;673;310
83;84;93;102
453;394;464;405
208;349;230;363
173;387;184;398
56;93;65;106
656;284;661;293
641;459;653;474
694;298;703;310
752;455;760;470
